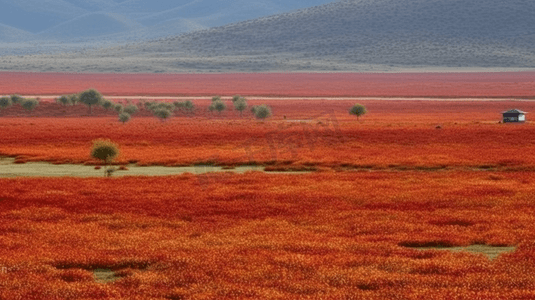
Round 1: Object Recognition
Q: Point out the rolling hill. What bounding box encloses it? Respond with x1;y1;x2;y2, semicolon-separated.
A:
0;23;35;42
39;12;144;41
1;0;534;72
0;0;335;43
136;0;535;71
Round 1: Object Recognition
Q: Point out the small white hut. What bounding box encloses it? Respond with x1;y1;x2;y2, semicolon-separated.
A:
502;109;527;123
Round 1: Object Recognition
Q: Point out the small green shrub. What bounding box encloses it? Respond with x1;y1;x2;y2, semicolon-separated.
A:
213;100;226;114
21;98;39;112
184;100;194;112
57;95;71;106
124;104;138;115
68;94;80;106
90;139;120;176
79;89;103;114
10;95;24;104
119;112;131;124
349;104;367;120
0;96;12;112
157;102;175;111
153;108;172;121
101;99;113;110
254;105;271;120
114;103;124;113
144;101;154;111
234;99;247;117
212;96;221;102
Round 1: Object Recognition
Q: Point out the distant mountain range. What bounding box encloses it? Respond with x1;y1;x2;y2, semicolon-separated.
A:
0;0;334;42
0;0;534;72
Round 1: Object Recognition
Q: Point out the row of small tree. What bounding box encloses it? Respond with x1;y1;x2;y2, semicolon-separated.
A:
0;95;40;113
58;89;201;123
56;89;140;124
208;95;248;116
141;100;195;122
208;95;272;119
3;90;364;122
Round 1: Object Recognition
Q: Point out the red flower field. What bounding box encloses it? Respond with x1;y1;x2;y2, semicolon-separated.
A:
0;71;534;97
1;99;535;169
1;73;535;299
1;171;535;299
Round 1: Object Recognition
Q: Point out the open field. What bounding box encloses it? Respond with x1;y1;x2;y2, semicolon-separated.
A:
1;100;535;169
1;72;534;97
2;74;535;299
1;171;535;299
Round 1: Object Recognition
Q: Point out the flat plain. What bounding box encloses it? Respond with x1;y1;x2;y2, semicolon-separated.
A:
1;71;534;97
1;72;535;299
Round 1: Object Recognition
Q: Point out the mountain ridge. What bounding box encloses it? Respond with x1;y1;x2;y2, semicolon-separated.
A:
0;0;335;42
0;0;534;73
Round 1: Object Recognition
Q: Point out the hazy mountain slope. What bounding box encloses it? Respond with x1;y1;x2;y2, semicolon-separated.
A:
158;0;534;53
0;0;335;42
97;18;206;42
62;0;117;12
1;0;534;72
0;0;87;33
134;0;535;69
109;0;192;14
136;0;335;27
0;23;35;42
137;1;248;26
40;13;144;40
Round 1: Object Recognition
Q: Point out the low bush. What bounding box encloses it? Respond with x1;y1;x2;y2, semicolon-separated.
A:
0;96;12;112
254;104;271;120
213;100;226;114
119;112;131;124
57;95;71;106
124;104;138;115
21;98;39;112
144;101;155;111
68;94;80;106
90;139;120;176
79;89;103;114
153;108;172;122
234;99;247;117
101;99;113;110
114;104;124;113
184;100;194;112
349;104;367;121
10;94;24;104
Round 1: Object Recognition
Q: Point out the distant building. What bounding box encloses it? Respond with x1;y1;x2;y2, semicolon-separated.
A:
502;109;527;123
